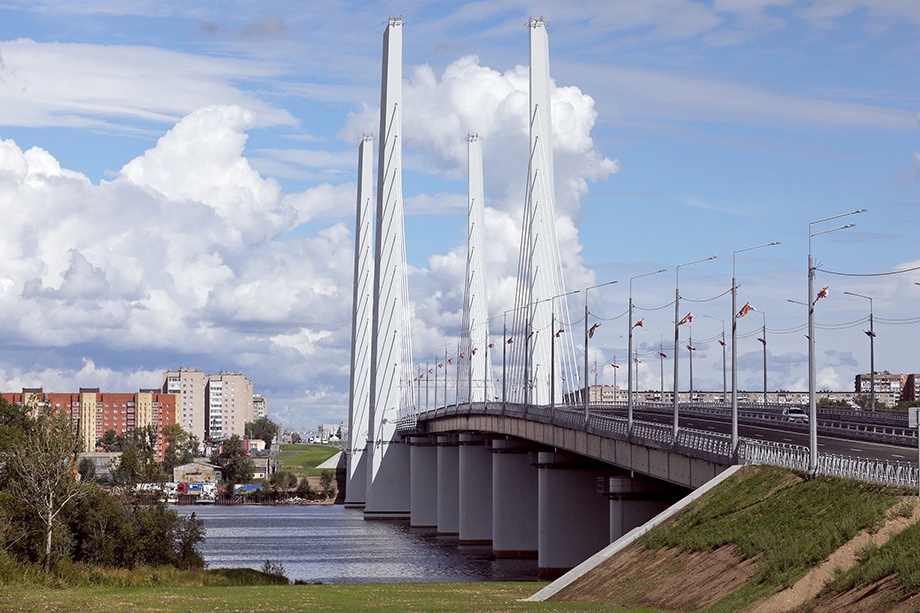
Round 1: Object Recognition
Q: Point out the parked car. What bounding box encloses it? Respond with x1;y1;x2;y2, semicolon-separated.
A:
783;406;809;423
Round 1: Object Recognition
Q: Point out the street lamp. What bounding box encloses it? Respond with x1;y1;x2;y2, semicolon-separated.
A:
550;289;581;410
844;291;875;411
584;280;618;424
807;209;866;477
673;256;717;439
732;241;780;456
628;269;665;432
701;315;726;405
760;311;768;407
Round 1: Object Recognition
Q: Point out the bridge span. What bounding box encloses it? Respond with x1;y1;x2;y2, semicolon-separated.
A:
388;401;918;577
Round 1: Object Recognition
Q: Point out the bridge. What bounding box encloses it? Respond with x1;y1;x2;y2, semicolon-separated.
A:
342;17;919;578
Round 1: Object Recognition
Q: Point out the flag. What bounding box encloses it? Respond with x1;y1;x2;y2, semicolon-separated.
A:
864;330;876;338
757;337;766;346
816;286;829;302
429;368;434;373
527;331;535;339
507;337;513;344
633;319;644;328
494;396;499;400
438;363;443;368
472;348;478;355
659;352;668;358
555;328;565;337
588;323;601;338
611;363;620;369
678;313;692;326
488;342;495;348
460;352;465;358
736;302;756;318
718;340;726;347
448;358;454;365
633;357;642;363
688;345;696;351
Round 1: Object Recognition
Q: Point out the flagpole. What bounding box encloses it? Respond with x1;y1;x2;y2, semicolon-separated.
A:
659;336;664;403
762;312;768;408
629;270;663;433
584;281;616;424
674;257;716;439
688;327;694;403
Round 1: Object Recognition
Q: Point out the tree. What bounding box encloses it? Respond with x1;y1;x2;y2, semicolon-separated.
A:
77;457;96;481
4;407;88;570
319;470;336;499
210;435;255;486
290;432;302;444
245;416;280;447
853;394;888;410
162;423;198;475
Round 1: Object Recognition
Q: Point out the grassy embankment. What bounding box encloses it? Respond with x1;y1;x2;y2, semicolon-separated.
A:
277;443;340;477
636;465;907;612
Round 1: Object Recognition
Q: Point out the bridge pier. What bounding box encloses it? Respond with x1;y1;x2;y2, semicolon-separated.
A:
437;434;460;535
536;451;622;578
409;436;438;528
603;476;688;541
459;433;492;545
491;438;539;558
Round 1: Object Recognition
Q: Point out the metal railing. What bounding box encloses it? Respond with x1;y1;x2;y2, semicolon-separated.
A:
396;401;918;490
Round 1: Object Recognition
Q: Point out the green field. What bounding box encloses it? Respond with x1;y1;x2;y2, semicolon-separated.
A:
277;444;340;476
0;582;652;613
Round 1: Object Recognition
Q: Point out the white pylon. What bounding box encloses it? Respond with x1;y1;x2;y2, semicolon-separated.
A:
509;17;574;407
459;134;495;404
366;16;413;518
345;134;374;508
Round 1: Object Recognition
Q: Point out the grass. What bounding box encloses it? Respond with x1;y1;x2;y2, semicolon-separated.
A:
827;508;920;596
639;465;899;613
276;444;340;476
0;582;659;613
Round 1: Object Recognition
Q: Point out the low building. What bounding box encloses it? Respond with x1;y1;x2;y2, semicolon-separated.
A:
173;461;223;483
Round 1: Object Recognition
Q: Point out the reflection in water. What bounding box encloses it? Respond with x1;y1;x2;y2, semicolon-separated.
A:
176;505;538;584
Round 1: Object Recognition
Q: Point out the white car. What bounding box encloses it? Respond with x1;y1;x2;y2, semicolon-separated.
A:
783;406;809;423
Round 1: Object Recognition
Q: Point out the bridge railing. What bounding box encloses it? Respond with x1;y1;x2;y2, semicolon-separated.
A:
396;402;919;490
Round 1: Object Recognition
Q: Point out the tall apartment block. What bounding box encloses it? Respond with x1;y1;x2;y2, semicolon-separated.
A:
2;387;176;461
253;394;267;419
162;369;254;441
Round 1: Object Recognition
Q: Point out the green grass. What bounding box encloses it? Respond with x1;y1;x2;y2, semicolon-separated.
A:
828;506;920;596
0;582;658;613
276;444;340;476
639;465;899;613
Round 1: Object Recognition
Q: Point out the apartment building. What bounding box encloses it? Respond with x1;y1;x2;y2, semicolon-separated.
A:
2;387;176;461
253;394;267;420
162;369;254;441
855;371;907;407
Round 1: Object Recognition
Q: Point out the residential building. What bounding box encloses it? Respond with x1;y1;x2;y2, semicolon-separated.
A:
173;461;223;483
854;371;905;407
163;369;255;441
2;387;176;461
253;394;267;419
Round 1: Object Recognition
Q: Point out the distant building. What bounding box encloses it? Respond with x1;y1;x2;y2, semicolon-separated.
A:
253;394;267;419
173;461;223;484
855;371;920;407
162;369;255;441
571;386;860;407
2;388;176;461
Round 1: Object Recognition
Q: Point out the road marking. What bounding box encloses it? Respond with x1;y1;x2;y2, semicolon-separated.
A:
782;438;792;442
850;448;863;453
893;454;905;459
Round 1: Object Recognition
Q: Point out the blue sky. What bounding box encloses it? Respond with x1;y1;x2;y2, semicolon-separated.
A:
0;1;917;429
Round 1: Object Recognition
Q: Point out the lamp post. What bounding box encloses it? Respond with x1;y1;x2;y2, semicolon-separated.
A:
688;325;694;403
732;241;780;457
701;315;726;405
550;289;581;411
584;280;617;424
628;269;665;432
844;291;875;411
673;256;717;439
808;209;866;477
659;333;665;403
760;311;768;407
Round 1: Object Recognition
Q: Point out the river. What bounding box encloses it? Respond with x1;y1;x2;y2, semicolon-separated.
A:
175;504;539;584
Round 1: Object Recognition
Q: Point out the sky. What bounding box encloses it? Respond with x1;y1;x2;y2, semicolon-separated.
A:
0;1;917;430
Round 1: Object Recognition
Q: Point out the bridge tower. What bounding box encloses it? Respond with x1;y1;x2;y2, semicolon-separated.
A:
509;17;575;406
459;134;495;403
345;135;374;508
366;16;413;518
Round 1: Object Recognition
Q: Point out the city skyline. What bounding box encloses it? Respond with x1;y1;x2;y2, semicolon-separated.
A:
0;2;916;428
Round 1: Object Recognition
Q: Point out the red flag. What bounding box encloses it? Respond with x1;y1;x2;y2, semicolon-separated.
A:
659;352;668;358
507;337;513;344
555;328;565;337
816;286;828;302
460;352;465;358
688;345;696;351
633;357;642;364
588;323;600;338
678;313;692;326
429;368;434;373
472;348;478;355
438;363;443;368
757;337;766;346
864;330;876;338
633;319;644;328
488;342;495;348
610;363;619;369
718;340;726;347
448;358;454;364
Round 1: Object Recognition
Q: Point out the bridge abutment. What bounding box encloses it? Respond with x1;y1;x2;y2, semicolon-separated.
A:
459;434;492;545
603;476;687;542
536;451;622;578
409;436;438;528
491;438;539;558
437;434;460;535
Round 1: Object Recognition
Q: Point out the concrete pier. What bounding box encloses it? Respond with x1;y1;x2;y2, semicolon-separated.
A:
491;438;539;558
409;436;438;528
458;433;492;545
437;434;460;535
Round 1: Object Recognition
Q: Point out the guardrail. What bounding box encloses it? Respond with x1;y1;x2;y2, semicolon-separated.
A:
396;402;918;490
